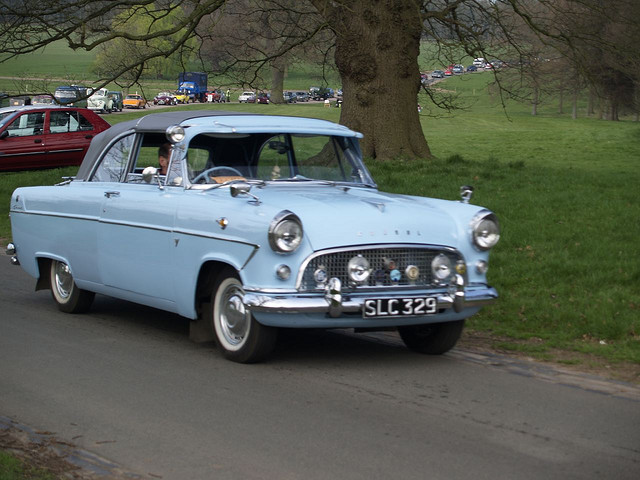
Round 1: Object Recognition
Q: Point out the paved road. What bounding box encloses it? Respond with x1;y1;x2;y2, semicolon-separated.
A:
1;257;639;479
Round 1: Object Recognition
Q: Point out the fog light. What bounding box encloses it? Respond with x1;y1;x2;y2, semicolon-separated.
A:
348;255;371;283
455;260;466;275
476;260;488;274
276;264;291;280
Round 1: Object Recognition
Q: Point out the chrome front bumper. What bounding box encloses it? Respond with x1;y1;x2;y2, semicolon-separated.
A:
244;274;497;317
5;243;20;266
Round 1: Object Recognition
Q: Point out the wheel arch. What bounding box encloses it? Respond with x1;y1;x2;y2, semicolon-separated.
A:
35;257;52;291
194;260;240;317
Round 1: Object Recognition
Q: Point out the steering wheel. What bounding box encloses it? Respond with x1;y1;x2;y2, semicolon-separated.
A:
192;166;244;184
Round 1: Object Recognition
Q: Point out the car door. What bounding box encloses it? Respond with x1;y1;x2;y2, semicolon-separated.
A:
91;135;180;310
0;110;47;170
45;109;100;167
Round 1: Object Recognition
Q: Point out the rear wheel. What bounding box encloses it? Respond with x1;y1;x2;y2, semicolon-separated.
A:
398;320;464;355
49;260;94;313
210;273;277;363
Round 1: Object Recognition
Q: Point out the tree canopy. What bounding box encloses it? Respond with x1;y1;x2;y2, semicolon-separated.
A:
1;0;637;159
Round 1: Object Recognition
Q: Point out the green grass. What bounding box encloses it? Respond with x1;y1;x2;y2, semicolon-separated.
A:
1;59;639;367
0;41;95;80
0;451;59;480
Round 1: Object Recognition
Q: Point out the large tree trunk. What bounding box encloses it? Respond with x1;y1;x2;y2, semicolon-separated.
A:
313;0;430;160
531;85;539;116
270;59;286;104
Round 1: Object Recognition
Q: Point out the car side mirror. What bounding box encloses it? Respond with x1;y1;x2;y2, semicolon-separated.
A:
0;130;8;140
142;166;159;183
230;182;260;205
230;182;251;197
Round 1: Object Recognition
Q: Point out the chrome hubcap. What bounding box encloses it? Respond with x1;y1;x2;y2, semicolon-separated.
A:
54;262;73;299
220;286;249;346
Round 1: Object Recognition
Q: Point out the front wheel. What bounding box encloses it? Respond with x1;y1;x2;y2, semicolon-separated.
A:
398;320;465;355
210;274;277;363
49;260;94;313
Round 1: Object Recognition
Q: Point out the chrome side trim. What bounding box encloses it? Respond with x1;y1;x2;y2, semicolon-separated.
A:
8;211;260;249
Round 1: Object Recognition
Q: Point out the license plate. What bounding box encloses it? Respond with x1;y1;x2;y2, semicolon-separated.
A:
363;297;438;318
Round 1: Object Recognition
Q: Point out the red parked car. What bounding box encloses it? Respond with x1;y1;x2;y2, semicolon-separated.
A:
0;106;110;171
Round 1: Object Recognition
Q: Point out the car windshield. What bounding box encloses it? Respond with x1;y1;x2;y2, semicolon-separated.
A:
184;133;374;187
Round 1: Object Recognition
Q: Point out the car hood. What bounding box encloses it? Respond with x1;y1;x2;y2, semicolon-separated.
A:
239;184;479;251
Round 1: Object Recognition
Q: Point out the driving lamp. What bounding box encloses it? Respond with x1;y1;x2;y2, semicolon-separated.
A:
165;125;185;143
348;255;371;283
431;253;452;282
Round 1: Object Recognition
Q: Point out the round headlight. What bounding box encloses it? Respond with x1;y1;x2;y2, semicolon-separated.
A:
348;255;371;283
471;211;500;251
269;211;303;253
432;253;452;282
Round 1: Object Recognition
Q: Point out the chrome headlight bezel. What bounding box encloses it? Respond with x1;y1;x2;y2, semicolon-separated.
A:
268;210;303;254
471;211;500;251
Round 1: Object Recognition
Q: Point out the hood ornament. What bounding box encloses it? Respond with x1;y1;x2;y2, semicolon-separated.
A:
362;199;386;212
460;185;474;204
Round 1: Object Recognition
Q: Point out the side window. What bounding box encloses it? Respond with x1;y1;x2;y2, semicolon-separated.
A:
49;111;95;134
91;134;134;182
256;135;290;180
135;145;162;171
5;112;45;137
76;112;94;131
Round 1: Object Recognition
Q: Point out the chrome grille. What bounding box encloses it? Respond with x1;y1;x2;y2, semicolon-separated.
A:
298;246;463;292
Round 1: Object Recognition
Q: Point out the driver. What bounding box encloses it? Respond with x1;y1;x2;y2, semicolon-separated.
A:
158;143;171;175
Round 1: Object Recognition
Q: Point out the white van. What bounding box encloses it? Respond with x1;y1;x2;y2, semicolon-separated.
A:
473;58;486;67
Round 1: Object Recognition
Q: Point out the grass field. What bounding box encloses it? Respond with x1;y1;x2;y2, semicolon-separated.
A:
1;44;639;371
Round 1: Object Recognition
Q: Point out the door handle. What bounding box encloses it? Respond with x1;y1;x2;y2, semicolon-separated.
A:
104;191;120;198
34;139;42;143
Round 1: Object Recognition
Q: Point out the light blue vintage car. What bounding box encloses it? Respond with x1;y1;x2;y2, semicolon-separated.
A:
7;111;500;362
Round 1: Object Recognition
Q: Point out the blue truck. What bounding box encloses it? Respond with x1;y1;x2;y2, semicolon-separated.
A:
178;72;208;103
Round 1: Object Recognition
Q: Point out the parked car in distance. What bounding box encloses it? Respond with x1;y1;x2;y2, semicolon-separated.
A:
283;91;297;103
238;91;256;103
154;92;178;106
473;57;486;68
311;87;334;100
431;70;444;78
294;91;310;102
466;65;478;72
7;111;500;363
0;106;110;171
206;89;226;103
444;69;453;76
173;91;190;104
87;88;114;113
31;95;55;105
452;64;465;74
256;92;270;104
108;91;123;112
54;86;91;107
123;94;147;109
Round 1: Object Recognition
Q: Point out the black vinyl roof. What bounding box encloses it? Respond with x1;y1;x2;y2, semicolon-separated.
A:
75;110;254;180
